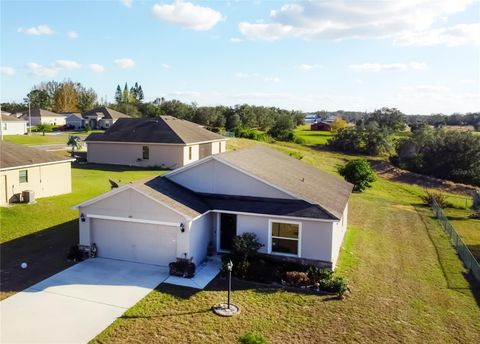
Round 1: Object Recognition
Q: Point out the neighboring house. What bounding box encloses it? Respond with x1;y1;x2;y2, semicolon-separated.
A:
1;114;27;135
85;117;228;168
65;113;84;129
73;145;352;269
82;107;130;129
311;122;332;131
0;142;73;206
304;113;319;124
20;108;66;126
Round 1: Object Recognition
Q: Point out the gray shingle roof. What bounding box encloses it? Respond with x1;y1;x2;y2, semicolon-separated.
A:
82;107;130;120
0;141;72;170
1;114;25;122
214;145;353;219
21;109;63;118
85;117;225;144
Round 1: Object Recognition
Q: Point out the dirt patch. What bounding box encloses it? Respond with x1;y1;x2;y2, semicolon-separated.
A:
370;160;478;196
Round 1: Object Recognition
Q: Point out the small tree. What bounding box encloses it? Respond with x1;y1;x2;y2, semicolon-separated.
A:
67;135;83;157
231;233;263;277
330;117;347;132
338;159;376;192
36;123;53;136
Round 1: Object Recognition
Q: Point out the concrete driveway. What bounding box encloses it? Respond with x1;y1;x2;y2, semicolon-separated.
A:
0;258;169;344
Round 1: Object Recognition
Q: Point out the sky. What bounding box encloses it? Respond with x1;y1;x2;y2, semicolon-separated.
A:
0;0;479;115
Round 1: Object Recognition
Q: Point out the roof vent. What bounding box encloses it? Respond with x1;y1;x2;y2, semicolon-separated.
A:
300;177;305;182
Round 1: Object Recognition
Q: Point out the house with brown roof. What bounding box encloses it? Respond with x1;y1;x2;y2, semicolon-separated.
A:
73;145;352;269
0;142;73;205
81;107;130;129
85;117;228;168
20;108;66;126
1;113;27;135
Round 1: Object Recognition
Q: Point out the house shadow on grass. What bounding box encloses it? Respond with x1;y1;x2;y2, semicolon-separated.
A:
0;220;78;298
72;163;169;173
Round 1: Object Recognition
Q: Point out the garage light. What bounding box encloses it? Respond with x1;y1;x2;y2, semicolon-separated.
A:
180;223;185;232
80;213;86;222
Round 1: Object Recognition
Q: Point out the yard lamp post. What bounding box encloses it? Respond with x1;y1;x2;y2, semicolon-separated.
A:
212;260;240;317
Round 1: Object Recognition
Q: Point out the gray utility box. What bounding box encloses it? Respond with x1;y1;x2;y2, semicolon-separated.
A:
22;190;35;204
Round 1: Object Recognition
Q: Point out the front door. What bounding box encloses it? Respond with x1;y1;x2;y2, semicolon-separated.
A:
220;213;237;251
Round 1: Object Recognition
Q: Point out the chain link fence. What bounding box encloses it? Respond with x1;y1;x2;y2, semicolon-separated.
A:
431;199;480;283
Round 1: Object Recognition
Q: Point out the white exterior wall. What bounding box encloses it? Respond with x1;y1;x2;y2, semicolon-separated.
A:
210;140;227;155
87;142;186;168
66;118;84;129
0;162;72;206
168;159;296;199
189;212;214;265
331;203;348;268
1;121;27;135
78;188;188;259
217;212;335;264
29;116;66;126
183;144;199;166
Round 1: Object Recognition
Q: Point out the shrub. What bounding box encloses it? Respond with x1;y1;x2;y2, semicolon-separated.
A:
84;124;91;132
288;151;303;160
232;233;263;262
338;159;376;192
420;190;450;208
307;266;332;284
285;271;310;287
319;276;348;297
238;332;269;344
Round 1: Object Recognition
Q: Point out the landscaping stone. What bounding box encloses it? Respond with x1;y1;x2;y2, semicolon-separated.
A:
212;303;241;317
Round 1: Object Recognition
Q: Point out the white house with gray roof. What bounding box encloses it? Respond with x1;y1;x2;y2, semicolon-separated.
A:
73;145;352;269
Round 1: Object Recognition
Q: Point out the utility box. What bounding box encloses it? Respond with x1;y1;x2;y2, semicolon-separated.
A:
22;190;35;204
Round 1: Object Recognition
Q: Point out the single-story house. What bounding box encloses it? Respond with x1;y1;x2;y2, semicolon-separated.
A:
20;108;66;126
1;113;27;135
73;145;352;269
0;142;73;206
85;117;228;168
64;113;84;129
311;122;332;131
82;107;130;129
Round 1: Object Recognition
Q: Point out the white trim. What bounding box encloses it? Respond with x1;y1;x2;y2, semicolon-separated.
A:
0;159;74;172
268;219;302;257
164;155;215;178
86;139;227;146
87;213;180;226
210;209;336;223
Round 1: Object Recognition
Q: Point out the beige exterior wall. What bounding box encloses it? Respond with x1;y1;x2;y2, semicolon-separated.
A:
27;116;66;126
1;121;27;135
87;142;186;169
182;144;199;166
210;140;227;155
0;161;72;206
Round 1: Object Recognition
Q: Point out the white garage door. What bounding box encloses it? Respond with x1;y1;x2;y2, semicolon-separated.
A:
91;218;177;266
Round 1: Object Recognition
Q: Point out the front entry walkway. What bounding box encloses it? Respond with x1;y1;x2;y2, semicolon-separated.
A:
0;258;169;344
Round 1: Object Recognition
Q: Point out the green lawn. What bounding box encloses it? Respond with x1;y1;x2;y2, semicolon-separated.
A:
0;165;166;243
294;124;333;145
3;131;102;146
443;207;480;261
93;139;480;344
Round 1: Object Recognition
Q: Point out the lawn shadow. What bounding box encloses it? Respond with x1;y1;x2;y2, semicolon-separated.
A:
72;163;168;173
0;220;78;297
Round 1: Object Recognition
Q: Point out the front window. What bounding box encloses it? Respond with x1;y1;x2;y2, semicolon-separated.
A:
19;170;28;183
270;221;300;256
142;146;149;160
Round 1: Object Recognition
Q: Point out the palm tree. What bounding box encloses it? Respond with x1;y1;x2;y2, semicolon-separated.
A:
67;135;82;157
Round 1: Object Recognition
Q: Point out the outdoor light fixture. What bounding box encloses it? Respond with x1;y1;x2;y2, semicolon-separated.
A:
180;223;185;232
212;259;240;316
80;213;86;222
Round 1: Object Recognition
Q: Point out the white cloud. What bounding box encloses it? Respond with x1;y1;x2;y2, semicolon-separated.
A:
230;37;244;43
53;60;81;70
264;76;280;83
122;0;133;7
0;67;15;76
17;24;54;35
394;23;480;47
414;85;451;93
294;63;320;71
26;63;58;77
114;58;135;69
67;31;78;39
350;61;427;72
234;72;253;78
239;0;474;42
161;63;171;69
89;64;105;73
152;1;224;31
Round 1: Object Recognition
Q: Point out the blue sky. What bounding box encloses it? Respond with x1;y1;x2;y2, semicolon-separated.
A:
1;0;479;114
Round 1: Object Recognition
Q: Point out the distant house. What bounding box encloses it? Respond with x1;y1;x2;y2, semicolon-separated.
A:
0;142;73;205
304;114;318;124
311;122;332;131
65;113;84;129
82;107;130;129
1;113;27;135
85;117;228;168
20;109;66;126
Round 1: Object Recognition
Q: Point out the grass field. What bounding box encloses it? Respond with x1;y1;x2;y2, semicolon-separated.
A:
2;131;102;145
293;124;333;145
443;207;480;261
0;165;165;244
92;139;480;344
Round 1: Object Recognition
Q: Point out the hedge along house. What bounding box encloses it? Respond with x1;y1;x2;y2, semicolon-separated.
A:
85;117;228;169
0;141;73;205
73;145;352;269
